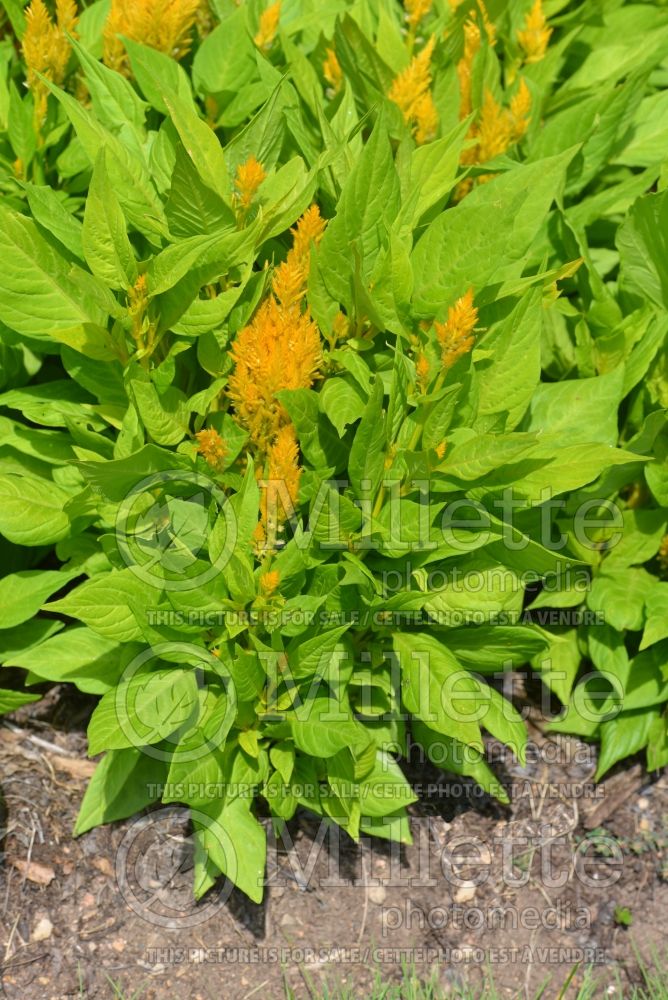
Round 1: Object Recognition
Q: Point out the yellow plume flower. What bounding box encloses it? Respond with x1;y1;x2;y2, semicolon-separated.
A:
103;0;201;76
234;155;266;211
509;77;532;141
323;47;343;95
260;424;302;546
260;570;281;596
255;0;280;50
658;534;668;572
517;0;552;64
272;204;326;309
477;0;496;47
229;205;325;448
476;89;513;162
388;37;438;144
434;289;478;372
416;352;431;391
228;297;321;448
195;428;227;471
290;204;327;268
405;0;432;30
457;20;481;120
23;0;78;130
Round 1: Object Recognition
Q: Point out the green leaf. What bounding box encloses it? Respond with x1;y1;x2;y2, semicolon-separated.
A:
394;632;484;751
288;696;367;758
83;149;137;290
0;689;40;714
349;378;386;500
160;87;230;204
617;189;668;308
71;35;147;135
319;377;366;436
8;627;137;695
75;748;165;835
87;668;199;754
0;569;77;629
45;570;158;643
412;149;576;316
42;76;168;243
0;475;70;545
526;369;625;446
641;584;668;650
0;207;108;340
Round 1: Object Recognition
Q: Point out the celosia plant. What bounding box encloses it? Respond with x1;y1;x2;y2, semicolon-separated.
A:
0;0;666;904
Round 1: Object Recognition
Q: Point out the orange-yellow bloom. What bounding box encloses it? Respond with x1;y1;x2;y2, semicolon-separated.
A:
23;0;78;129
476;90;513;162
195;428;227;471
509;77;532;141
234;155;266;211
260;570;281;595
255;0;280;50
405;0;432;29
103;0;201;75
434;289;478;371
388;37;438;144
260;424;302;545
416;352;431;390
658;534;668;572
228;297;321;448
457;20;481;120
228;205;325;448
323;47;343;95
517;0;552;64
290;204;327;269
272;204;327;308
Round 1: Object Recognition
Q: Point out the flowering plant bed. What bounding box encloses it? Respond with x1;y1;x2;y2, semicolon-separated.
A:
0;0;666;906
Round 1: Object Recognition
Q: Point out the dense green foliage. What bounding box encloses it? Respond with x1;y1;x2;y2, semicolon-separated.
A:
0;0;666;902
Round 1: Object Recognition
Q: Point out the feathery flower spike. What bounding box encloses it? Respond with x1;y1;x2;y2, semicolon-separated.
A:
235;155;266;211
434;289;478;371
103;0;201;75
323;47;343;95
405;0;432;30
388;36;438;144
260;424;302;546
255;0;280;50
23;0;78;130
517;0;552;64
195;428;227;471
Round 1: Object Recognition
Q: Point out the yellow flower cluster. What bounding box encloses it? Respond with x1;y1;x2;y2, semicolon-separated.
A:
255;1;280;50
103;0;201;76
454;1;533;198
405;0;432;30
476;79;532;164
234;155;266;214
518;0;552;64
323;47;343;95
229;205;326;551
227;205;326;453
195;428;227;472
22;0;78;131
434;289;478;372
260;570;281;596
257;424;303;549
388;36;438;145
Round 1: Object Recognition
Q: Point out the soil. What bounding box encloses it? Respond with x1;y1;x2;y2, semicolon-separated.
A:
1;682;667;1000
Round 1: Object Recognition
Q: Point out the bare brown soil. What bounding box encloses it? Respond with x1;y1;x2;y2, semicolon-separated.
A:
1;684;667;1000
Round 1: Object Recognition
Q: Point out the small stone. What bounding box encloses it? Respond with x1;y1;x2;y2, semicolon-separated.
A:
368;884;386;905
31;917;53;942
111;938;125;953
454;883;477;904
637;797;649;810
